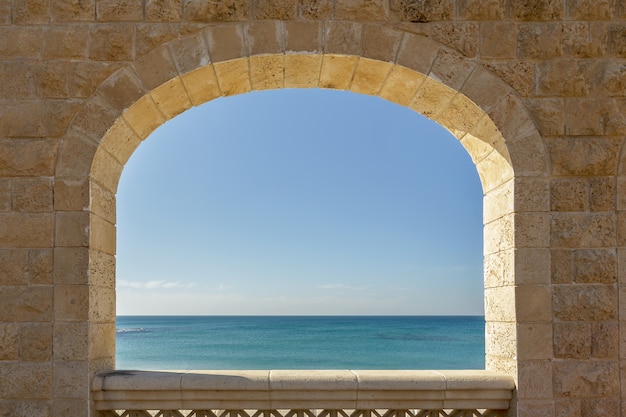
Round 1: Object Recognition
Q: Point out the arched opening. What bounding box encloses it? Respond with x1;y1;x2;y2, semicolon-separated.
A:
114;88;485;370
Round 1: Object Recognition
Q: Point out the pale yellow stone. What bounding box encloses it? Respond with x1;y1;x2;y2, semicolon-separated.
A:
408;76;457;120
180;65;222;106
123;94;166;140
89;214;116;256
100;118;141;166
319;54;358;90
249;55;284;91
484;286;516;322
484;213;514;255
350;58;392;96
483;179;513;224
284;54;322;88
379;65;426;107
484;248;515;288
90;148;123;193
475;150;514;194
213;58;252;96
150;76;193;120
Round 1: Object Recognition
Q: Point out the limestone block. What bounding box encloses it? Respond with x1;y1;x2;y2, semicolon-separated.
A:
350;58;392;95
0;179;9;212
12;178;53;213
98;67;146;113
20;323;52;361
457;0;506;20
408;76;456;119
509;0;564;20
284;54;322;88
205;24;247;62
146;0;183;21
389;0;453;22
183;0;250;22
90;181;116;225
169;31;210;74
484;286;516;321
429;22;479;58
89;23;135;61
213;58;252;95
518;23;565;59
509;133;548;177
136;23;181;56
547;137;621;176
517;323;553;360
564;98;606;136
90;214;116;255
552;212;616;248
0;1;10;24
436;93;485;140
53;361;89;398
564;22;609;58
551;178;587;212
0;62;38;100
319;54;358;90
553;284;617;321
89;249;115;288
27;249;53;285
554;360;619;397
285;21;324;53
476;151;514;194
484;213;514;255
567;0;616;20
379;65;426;107
324;21;363;55
53;323;88;360
134;45;179;91
0;101;47;138
13;0;50;24
151;76;193;119
619;248;626;285
538;59;604;97
100;118;141;168
299;0;334;19
516;400;555;417
54;284;89;321
517;360;553;399
554;322;591;359
0;362;52;399
247;21;284;56
46;100;83;139
484;248;514;288
96;0;144;21
581;400;620;417
489;94;536;145
43;25;89;59
0;286;53;322
525;98;564;136
605;98;626;136
552;248;617;285
53;247;89;285
515;177;550;213
55;132;97;178
485;321;516;358
52;0;95;22
55;211;89;247
89;285;116;322
250;55;285;90
254;0;297;19
70;61;123;98
88;322;116;360
0;27;42;59
485;60;535;98
34;61;70;99
480;21;518;59
0;323;19;360
604;61;626;97
91;148;123;194
460;118;505;166
71;95;120;142
429;48;476;91
361;24;403;62
0;213;54;248
591;322;618;358
336;0;387;20
180;65;222;106
123;94;166;139
516;285;552;322
485;355;516;376
0;249;28;285
52;399;88;417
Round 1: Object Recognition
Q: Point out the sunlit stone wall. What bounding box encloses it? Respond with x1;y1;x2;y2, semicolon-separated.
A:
0;1;624;416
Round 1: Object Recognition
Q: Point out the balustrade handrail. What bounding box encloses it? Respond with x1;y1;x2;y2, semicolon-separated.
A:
92;370;515;414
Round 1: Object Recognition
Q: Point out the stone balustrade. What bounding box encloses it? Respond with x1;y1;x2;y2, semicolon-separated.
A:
92;370;515;417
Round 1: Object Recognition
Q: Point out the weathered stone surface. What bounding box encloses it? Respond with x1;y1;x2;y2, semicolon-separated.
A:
554;322;591;359
0;27;42;59
53;323;88;361
27;249;53;285
96;0;143;21
13;0;50;24
183;0;250;22
12;178;53;213
564;22;609;58
52;0;95;22
509;0;564;20
553;284;617;321
336;0;387;20
0;324;19;360
98;67;146;112
0;213;54;248
0;286;53;322
518;23;565;59
554;361;619;397
457;0;506;19
517;360;553;399
389;0;453;22
20;323;52;361
254;0;297;19
298;0;334;19
547;137;621;176
147;0;183;21
538;59;604;97
567;0;616;20
429;22;478;57
0;362;52;399
89;24;135;61
591;322;618;358
285;21;324;53
324;21;363;55
480;23;517;59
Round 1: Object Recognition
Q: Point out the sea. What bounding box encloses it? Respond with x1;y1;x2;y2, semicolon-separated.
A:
116;316;485;370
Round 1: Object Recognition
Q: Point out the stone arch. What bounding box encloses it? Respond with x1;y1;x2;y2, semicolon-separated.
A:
54;22;550;391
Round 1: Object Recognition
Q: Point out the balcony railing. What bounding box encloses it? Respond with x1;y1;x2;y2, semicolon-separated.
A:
92;370;515;417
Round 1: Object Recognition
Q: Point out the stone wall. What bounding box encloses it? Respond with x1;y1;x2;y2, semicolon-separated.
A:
0;1;625;416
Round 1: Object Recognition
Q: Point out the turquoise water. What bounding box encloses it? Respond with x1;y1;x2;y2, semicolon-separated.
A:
116;316;485;370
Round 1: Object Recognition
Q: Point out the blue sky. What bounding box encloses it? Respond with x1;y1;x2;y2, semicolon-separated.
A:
116;88;484;315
